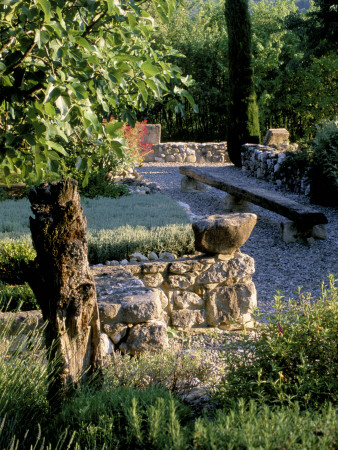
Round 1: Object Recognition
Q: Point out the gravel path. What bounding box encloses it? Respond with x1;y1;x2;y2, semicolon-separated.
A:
137;162;338;322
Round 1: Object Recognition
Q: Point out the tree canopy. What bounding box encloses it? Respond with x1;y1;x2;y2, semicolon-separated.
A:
0;0;193;184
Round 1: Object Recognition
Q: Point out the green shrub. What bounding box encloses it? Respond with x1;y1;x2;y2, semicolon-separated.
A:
193;400;337;449
77;170;130;198
280;143;312;180
48;386;192;449
213;275;338;410
104;346;212;394
0;242;36;284
310;118;338;206
0;281;38;311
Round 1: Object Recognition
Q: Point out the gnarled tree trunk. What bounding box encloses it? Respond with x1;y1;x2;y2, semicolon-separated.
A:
28;179;102;402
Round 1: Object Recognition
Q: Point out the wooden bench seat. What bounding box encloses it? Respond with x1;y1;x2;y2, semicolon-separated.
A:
179;165;328;243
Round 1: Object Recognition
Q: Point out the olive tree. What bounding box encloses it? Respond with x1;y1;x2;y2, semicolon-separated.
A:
0;0;193;400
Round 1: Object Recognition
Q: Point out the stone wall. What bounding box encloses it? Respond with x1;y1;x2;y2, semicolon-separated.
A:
0;250;257;355
0;249;256;357
143;142;230;164
241;144;311;196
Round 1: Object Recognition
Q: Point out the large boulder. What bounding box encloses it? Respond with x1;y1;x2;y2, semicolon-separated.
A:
192;214;257;255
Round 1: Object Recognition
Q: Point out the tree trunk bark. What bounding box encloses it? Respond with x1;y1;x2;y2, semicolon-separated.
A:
28;179;102;402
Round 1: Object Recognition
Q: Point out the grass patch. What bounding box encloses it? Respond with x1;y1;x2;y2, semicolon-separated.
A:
0;193;194;264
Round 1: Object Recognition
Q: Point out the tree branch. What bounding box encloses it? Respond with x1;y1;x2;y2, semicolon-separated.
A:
4;40;37;75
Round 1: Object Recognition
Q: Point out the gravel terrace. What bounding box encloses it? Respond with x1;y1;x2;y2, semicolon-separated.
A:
137;162;338;320
135;162;338;409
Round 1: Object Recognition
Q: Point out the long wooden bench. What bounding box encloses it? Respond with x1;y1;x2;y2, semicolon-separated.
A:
179;166;328;243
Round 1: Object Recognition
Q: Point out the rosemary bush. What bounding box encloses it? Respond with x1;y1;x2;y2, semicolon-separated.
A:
213;275;338;410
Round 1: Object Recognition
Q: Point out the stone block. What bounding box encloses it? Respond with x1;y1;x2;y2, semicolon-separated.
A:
206;281;257;327
262;128;289;146
192;213;257;255
172;291;204;309
119;321;168;355
223;194;254;212
100;333;114;356
0;310;43;335
197;252;255;285
142;273;164;287
169;260;205;274
181;176;209;192
143;124;161;145
171;310;205;328
280;221;327;243
166;274;195;289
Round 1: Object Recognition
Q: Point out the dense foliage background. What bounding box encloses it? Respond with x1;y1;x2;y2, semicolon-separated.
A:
146;0;337;142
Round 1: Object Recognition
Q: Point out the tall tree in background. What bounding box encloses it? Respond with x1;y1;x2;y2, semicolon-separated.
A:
225;0;260;167
285;0;338;58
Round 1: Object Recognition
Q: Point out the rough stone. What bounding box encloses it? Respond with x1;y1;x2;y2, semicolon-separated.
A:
262;128;289;146
142;273;164;287
0;310;43;334
181;176;208;192
206;281;257;327
197;252;254;285
171;310;205;328
119;321;168;355
166;274;195;289
192;214;257;255
169;261;205;274
223;194;253;213
130;252;149;262
280;221;328;243
149;252;159;260
159;252;176;261
100;333;114;356
173;291;204;309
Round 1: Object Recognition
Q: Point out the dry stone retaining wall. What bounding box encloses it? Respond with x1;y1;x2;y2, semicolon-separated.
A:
241;144;311;196
1;251;256;357
143;142;230;164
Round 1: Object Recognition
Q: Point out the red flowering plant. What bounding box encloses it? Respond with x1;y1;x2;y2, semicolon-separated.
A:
121;119;153;166
103;117;153;171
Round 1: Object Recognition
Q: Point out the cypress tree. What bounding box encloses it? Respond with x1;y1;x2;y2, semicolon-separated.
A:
225;0;260;167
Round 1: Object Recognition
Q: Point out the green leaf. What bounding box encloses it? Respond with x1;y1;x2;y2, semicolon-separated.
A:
55;95;70;118
180;89;198;112
106;121;123;137
37;0;51;23
45;140;68;156
110;140;124;158
141;62;161;77
74;37;91;51
44;102;56;117
34;30;50;49
137;80;148;102
127;12;136;31
84;112;101;131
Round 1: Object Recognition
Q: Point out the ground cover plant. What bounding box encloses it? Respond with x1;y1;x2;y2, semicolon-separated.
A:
0;194;194;262
0;194;194;310
0;278;336;448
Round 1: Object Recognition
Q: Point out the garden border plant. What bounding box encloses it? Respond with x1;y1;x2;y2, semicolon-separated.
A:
0;277;337;449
